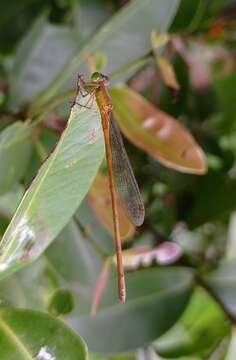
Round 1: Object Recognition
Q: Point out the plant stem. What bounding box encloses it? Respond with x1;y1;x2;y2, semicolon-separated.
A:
29;89;75;116
109;53;153;79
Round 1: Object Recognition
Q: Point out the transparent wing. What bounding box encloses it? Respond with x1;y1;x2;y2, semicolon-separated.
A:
109;116;145;226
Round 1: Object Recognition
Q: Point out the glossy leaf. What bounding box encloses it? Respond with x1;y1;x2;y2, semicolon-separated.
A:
69;267;193;353
46;220;103;288
225;328;236;360
90;353;136;360
0;97;104;280
0;308;87;360
186;173;236;227
8;15;79;109
226;212;236;259
77;2;113;38
171;0;202;32
32;0;180;109
155;287;230;358
88;173;135;241
76;201;114;256
0;184;25;219
0;122;32;195
110;87;207;174
45;220;103;317
0;257;52;310
206;260;236;318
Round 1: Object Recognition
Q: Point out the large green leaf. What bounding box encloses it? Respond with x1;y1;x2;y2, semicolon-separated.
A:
69;267;193;353
205;260;236;318
0;218;104;315
0;99;104;279
8;15;79;109
76;201;114;255
170;0;202;31
186;173;236;227
0;0;41;53
46;220;103;287
32;0;180;110
0;185;25;219
225;329;236;360
155;288;230;358
0;258;49;310
77;1;113;39
0;122;32;195
0;308;87;360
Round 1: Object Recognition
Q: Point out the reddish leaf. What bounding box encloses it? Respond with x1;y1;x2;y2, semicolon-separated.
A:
110;87;207;174
88;173;135;240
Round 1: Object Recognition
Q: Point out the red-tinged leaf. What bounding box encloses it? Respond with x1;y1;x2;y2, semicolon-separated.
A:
122;242;182;270
155;55;180;93
88;173;135;241
110;87;207;174
91;259;111;315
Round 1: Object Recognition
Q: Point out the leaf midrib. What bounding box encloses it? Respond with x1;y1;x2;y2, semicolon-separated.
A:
0;317;33;359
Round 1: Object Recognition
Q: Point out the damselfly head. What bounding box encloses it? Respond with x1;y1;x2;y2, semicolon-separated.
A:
91;72;110;85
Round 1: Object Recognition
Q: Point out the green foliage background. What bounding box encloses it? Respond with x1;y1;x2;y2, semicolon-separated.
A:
0;0;236;359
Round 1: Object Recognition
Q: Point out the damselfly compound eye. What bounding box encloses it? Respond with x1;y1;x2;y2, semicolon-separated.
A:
100;73;110;85
91;72;101;82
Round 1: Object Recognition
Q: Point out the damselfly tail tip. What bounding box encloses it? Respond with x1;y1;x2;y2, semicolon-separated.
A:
119;288;126;304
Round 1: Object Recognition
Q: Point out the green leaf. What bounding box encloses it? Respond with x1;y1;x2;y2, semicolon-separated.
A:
0;0;41;53
76;201;114;256
0;258;49;309
155;287;230;358
225;328;236;360
77;1;113;39
205;260;236;318
170;0;202;31
32;0;180;110
0;308;87;360
0;122;32;195
0;100;104;280
89;353;136;360
46;220;103;287
0;184;25;219
187;173;236;227
70;267;193;353
8;14;79;109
